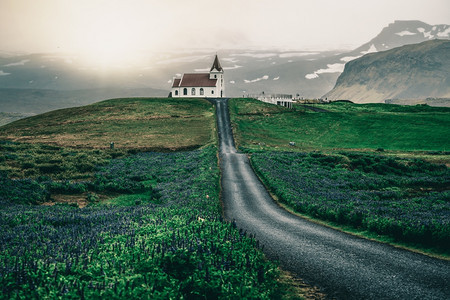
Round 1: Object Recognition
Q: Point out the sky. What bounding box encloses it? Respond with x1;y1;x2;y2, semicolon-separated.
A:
1;0;449;63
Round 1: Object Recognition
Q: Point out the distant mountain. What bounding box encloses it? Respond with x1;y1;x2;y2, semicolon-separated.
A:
174;20;449;98
296;20;450;98
0;20;448;114
323;39;450;103
353;20;450;54
0;112;34;126
0;88;168;114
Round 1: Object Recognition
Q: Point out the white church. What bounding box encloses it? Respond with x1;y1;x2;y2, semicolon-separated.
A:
170;55;224;98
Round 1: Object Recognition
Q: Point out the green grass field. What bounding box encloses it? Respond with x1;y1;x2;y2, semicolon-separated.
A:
230;98;450;257
2;97;448;297
230;98;450;153
0;98;215;151
0;98;303;299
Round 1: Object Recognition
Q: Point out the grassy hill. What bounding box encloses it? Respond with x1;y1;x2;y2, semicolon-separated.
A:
0;97;215;151
0;98;303;299
229;98;450;153
1;97;448;297
0;97;217;193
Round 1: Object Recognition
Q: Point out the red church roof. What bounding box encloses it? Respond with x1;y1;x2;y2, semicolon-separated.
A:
172;73;217;88
172;78;181;87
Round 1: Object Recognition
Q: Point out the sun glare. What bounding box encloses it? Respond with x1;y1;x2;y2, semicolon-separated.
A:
71;6;152;69
78;23;142;68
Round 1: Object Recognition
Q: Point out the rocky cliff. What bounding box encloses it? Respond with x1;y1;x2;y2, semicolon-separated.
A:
324;39;450;103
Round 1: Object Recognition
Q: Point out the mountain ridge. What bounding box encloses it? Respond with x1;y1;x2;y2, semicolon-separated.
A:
324;39;450;103
0;20;449;115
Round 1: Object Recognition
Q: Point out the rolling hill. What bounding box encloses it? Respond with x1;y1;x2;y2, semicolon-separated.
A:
0;98;215;151
324;39;450;103
0;87;168;114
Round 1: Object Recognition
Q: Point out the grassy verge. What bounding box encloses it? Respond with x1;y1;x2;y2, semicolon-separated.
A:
250;151;449;257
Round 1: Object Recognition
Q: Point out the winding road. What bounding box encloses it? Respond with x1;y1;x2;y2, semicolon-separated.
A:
212;98;450;299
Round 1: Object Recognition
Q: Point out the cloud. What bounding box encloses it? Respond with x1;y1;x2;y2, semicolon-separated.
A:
0;70;11;76
395;30;417;36
305;63;345;79
244;75;269;83
223;65;243;70
158;56;207;65
3;59;30;66
279;52;320;58
340;56;361;62
231;53;277;58
194;65;242;72
222;57;239;63
1;0;449;53
437;27;450;37
305;73;319;79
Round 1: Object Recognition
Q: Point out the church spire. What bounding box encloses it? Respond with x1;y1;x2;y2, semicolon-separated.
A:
210;54;223;72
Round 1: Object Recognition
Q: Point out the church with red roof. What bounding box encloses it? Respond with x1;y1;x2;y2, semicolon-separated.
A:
171;55;224;98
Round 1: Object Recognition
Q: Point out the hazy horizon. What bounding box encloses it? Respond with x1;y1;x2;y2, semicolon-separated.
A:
1;0;449;59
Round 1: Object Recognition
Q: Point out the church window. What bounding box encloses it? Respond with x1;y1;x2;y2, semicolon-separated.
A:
214;75;217;78
183;88;187;95
200;88;204;95
191;88;196;95
211;90;214;95
175;90;179;96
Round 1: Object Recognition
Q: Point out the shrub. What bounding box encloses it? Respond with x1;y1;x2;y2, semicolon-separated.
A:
47;180;88;194
0;171;50;204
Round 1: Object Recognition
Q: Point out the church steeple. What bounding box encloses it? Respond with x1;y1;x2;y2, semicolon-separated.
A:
209;54;224;97
210;54;223;72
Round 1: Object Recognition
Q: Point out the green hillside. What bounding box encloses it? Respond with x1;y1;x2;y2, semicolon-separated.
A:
0;98;301;299
230;98;450;153
0;98;215;151
231;98;450;256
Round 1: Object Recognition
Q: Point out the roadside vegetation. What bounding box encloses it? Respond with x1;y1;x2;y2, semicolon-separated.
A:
251;151;449;255
0;98;300;299
230;98;450;257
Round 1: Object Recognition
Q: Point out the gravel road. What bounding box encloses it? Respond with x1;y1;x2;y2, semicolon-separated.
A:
212;98;450;299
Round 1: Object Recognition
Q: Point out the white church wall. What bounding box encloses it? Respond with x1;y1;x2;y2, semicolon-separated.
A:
171;86;219;98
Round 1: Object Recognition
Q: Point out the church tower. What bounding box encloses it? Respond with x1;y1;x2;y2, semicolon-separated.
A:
209;54;224;97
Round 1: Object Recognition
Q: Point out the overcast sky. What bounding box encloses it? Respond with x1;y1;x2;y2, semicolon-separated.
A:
1;0;449;56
